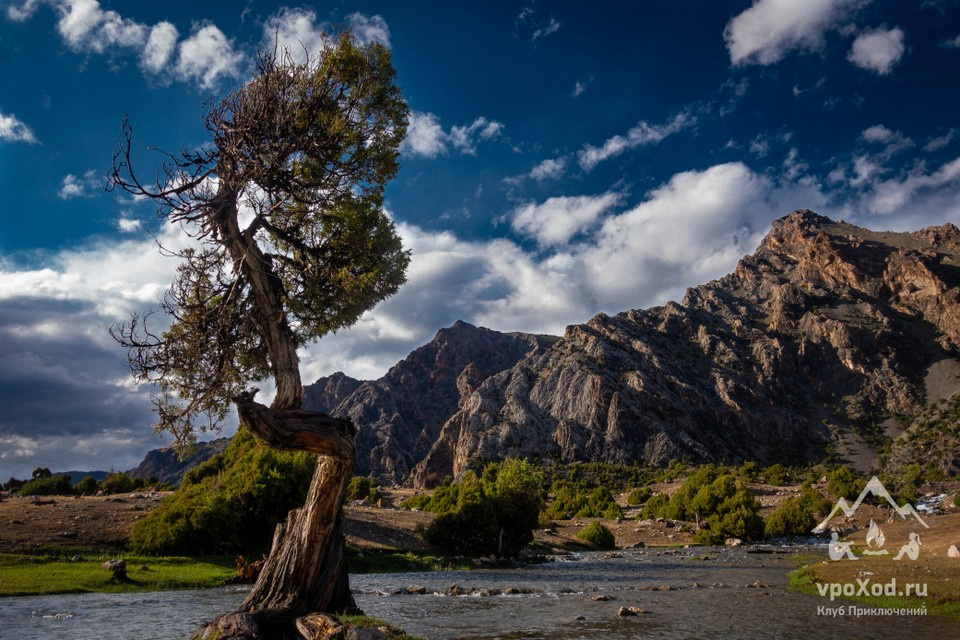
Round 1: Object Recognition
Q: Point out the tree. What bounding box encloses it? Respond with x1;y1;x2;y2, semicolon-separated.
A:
110;32;408;639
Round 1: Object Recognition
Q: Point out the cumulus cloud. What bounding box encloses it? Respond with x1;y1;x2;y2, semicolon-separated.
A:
262;7;328;63
346;12;391;48
401;111;505;158
141;21;178;74
848;26;905;74
6;0;244;89
578;112;695;171
529;157;567;181
175;24;245;90
869;156;960;214
58;169;101;199
0;111;37;143
925;130;956;152
511;192;622;248
725;0;864;66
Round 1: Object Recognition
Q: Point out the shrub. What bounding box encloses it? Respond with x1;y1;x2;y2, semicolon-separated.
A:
626;486;652;506
576;522;616;549
345;476;381;503
74;476;100;496
546;481;618;519
763;464;790;486
100;472;134;495
826;466;865;501
130;430;316;555
417;458;545;557
16;474;74;496
764;497;815;537
644;467;763;542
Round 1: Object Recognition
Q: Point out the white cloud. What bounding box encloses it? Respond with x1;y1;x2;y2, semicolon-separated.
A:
263;8;327;63
175;24;245;90
578;111;695;171
116;217;142;233
943;34;960;48
449;118;504;155
54;0;147;53
58;170;100;199
532;17;561;41
725;0;864;66
848;26;905;74
571;80;587;98
401;111;504;158
346;12;391;48
141;21;178;74
511;192;622;248
925;130;956;152
529;157;567;181
869;156;960;214
0;111;37;143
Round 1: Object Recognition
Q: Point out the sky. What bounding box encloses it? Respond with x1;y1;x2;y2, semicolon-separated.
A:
1;0;959;478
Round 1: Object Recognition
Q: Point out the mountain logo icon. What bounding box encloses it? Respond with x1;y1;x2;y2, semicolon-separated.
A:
813;476;928;562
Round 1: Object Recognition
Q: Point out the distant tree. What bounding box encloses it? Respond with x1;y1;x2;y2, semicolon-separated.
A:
109;32;408;638
74;476;100;496
31;467;52;480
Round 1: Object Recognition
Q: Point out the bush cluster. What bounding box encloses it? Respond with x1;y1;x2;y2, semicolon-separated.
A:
576;522;616;549
129;430;316;555
344;476;381;503
826;466;865;501
643;465;763;544
764;487;831;537
416;458;545;557
546;481;621;519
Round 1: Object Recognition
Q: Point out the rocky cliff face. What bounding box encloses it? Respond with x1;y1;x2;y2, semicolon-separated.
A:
127;437;230;486
406;211;960;486
302;321;556;483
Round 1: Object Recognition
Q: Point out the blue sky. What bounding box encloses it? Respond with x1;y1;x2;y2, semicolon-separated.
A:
1;0;959;477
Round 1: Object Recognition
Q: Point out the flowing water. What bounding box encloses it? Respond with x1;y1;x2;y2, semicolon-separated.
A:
1;547;955;639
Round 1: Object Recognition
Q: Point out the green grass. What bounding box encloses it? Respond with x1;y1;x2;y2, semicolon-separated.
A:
0;553;236;596
346;549;476;574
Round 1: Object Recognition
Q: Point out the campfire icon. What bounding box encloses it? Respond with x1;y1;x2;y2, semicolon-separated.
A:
813;476;929;562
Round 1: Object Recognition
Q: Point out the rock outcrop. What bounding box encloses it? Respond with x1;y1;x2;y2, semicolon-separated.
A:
307;211;960;487
127;438;230;487
303;321;556;483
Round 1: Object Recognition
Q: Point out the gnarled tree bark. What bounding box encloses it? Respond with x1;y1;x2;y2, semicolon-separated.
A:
191;393;359;640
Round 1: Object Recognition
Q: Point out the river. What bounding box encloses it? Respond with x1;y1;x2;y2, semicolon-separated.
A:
1;546;954;639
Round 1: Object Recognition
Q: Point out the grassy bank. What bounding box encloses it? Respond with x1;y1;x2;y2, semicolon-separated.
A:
0;553;236;596
788;556;960;619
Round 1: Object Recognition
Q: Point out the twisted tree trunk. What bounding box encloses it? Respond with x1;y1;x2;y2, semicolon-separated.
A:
190;395;359;640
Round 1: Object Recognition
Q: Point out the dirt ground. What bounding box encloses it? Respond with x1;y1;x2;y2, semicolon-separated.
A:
2;484;958;556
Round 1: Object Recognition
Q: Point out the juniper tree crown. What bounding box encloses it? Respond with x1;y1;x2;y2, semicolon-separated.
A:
111;33;410;444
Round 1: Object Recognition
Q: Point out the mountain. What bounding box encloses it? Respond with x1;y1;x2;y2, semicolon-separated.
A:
126;438;230;486
307;211;960;487
303;321;557;483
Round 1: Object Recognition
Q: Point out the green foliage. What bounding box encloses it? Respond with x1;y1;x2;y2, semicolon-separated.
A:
419;459;544;557
643;465;763;542
74;476;100;496
130;430;316;555
575;522;616;549
738;461;759;481
99;472;134;495
546;481;619;519
763;464;791;486
15;474;74;496
626;486;652;506
765;497;815;537
345;476;381;503
826;466;865;500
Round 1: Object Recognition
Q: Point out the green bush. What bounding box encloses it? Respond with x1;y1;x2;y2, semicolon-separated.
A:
763;464;790;486
345;476;381;503
74;476;100;495
130;430;316;555
764;497;814;537
99;472;134;495
826;466;865;501
418;458;544;557
576;522;616;549
547;481;618;519
16;474;74;496
644;466;763;542
626;486;652;506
